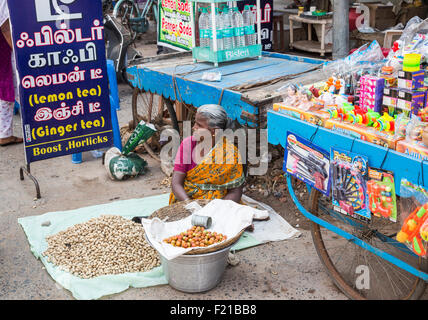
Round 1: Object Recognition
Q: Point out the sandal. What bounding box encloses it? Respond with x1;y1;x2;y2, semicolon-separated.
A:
0;136;23;146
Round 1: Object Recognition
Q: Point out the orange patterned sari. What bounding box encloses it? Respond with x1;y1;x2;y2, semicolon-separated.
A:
169;137;245;204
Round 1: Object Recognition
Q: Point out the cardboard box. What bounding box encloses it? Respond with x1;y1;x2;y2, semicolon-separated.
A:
359;75;384;113
273;103;330;127
397;70;424;90
396;140;428;161
381;87;398;116
324;119;402;149
396;89;426;116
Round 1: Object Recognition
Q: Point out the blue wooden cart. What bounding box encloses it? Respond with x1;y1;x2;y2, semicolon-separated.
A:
125;51;325;131
268;110;428;300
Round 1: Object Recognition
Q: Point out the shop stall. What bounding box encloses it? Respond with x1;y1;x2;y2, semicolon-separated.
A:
267;21;428;299
125;50;325;130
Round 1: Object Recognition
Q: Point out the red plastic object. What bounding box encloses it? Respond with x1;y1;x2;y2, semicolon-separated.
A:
349;8;362;31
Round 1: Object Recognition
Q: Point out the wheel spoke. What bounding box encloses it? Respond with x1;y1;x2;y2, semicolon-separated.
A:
308;188;426;300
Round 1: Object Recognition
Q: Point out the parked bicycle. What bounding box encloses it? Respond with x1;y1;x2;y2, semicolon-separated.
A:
113;0;159;41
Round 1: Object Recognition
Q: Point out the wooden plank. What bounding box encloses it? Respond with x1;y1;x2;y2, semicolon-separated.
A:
289;14;332;24
292;40;333;53
240;68;327;105
175;101;183;122
128;51;192;67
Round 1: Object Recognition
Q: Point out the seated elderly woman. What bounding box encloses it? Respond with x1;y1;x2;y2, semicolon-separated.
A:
169;104;245;204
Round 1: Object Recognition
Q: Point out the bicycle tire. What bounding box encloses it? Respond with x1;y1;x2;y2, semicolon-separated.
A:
131;88;179;133
113;0;139;41
308;188;427;300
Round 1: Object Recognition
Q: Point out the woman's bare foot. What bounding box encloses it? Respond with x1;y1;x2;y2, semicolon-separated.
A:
0;136;23;146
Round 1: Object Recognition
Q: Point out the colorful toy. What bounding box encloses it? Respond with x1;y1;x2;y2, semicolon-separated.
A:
382;87;399;116
297;89;314;111
349;107;380;126
359;75;385;113
285;133;331;196
331;148;370;221
397;70;424;90
309;85;320;98
326;103;354;121
402;53;422;72
396;89;426;116
420;219;428;242
324;77;334;92
367;169;397;222
396;203;428;257
373;113;395;132
282;84;299;106
418;106;428;121
380;66;397;87
324;119;402;149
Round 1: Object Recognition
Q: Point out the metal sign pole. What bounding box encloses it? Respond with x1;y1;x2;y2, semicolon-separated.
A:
19;164;41;199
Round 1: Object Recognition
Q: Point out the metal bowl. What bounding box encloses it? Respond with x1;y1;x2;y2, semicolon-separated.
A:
146;236;231;293
160;245;231;293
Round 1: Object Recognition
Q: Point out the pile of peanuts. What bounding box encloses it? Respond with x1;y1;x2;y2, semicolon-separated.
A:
42;215;160;279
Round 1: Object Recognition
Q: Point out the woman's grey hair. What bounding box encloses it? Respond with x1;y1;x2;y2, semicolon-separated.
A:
197;104;235;130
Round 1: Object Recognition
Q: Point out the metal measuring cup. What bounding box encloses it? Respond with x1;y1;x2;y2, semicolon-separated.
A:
191;214;212;229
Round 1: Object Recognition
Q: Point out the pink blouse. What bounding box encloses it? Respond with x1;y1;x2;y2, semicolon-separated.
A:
173;136;198;174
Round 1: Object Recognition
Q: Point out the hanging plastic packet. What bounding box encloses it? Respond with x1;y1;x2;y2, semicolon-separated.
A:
398;179;428;258
405;116;426;143
394;113;410;140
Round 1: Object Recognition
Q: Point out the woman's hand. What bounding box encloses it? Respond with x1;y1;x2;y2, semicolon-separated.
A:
223;185;243;203
171;171;191;201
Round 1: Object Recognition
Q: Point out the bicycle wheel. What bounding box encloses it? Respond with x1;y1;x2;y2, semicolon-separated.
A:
308;188;427;300
113;0;139;41
131;88;179;132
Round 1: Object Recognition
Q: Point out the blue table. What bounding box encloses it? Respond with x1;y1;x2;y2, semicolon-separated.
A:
126;51;325;128
267;110;428;287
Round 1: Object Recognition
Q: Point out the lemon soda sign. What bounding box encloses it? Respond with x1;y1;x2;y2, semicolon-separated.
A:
158;0;193;51
7;0;114;164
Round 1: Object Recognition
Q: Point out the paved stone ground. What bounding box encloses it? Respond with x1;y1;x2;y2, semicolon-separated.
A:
0;81;348;301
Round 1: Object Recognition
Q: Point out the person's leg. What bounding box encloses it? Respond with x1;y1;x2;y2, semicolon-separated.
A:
0;99;22;145
0;99;13;138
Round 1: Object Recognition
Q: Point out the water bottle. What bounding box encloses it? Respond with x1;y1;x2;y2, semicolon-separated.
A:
250;5;258;45
242;5;256;46
249;5;258;45
221;7;233;50
231;7;245;48
211;8;223;51
199;7;210;48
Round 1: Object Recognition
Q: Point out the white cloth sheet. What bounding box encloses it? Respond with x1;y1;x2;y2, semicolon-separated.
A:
141;199;262;260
